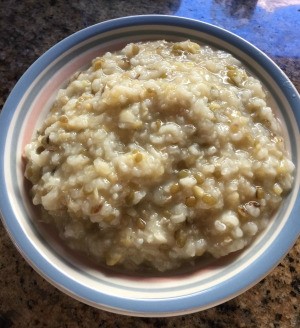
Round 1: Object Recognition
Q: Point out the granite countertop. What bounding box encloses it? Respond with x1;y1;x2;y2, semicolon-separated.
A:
0;1;299;327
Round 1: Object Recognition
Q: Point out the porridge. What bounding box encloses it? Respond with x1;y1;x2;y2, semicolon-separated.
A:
24;40;294;271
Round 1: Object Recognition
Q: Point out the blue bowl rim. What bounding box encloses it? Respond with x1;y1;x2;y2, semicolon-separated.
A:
0;14;299;316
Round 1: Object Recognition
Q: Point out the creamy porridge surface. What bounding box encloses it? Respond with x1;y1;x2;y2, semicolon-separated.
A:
24;40;294;271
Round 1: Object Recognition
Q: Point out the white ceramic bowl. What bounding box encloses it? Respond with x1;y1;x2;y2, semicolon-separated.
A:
0;15;299;317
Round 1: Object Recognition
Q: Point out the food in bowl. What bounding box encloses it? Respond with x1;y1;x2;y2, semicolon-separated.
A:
24;40;294;271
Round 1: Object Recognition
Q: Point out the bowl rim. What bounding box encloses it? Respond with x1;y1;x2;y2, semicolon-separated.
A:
0;14;300;317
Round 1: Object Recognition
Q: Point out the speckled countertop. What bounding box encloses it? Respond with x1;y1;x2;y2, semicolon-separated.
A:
0;1;299;327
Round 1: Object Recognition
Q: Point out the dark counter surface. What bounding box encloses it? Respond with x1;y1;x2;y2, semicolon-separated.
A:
0;1;299;327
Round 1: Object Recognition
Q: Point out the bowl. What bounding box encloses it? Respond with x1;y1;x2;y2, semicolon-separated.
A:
0;15;299;317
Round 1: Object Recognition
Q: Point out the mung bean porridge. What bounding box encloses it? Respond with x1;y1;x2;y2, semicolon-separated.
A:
24;40;295;272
